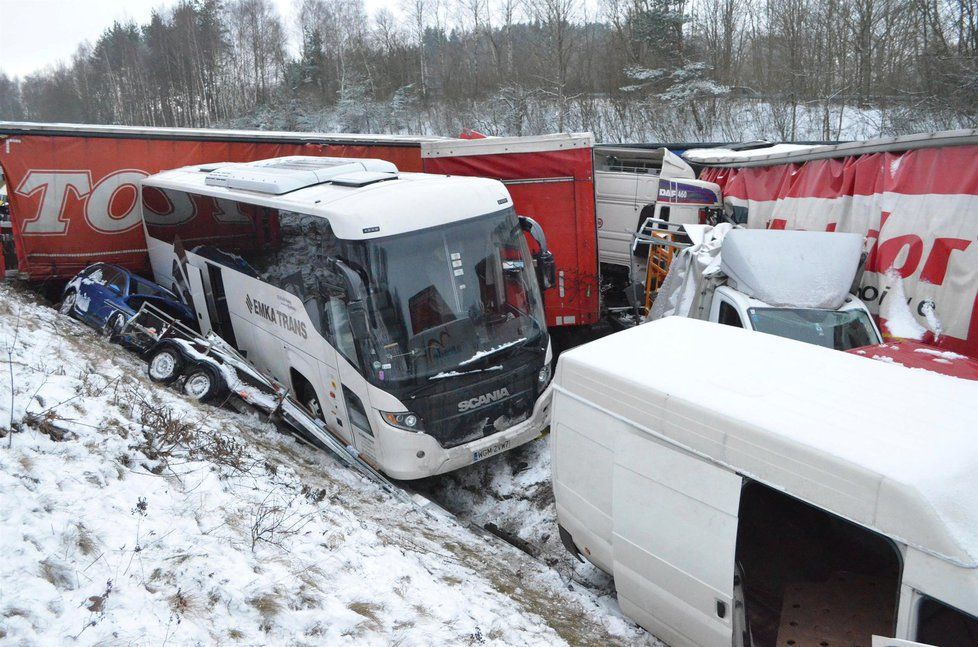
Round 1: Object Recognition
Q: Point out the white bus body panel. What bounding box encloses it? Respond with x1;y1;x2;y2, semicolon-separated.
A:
147;235;552;480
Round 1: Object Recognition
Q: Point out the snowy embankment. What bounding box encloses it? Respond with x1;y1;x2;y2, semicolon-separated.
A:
0;284;656;646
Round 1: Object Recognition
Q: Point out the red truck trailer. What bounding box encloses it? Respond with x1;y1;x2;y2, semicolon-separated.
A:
0;122;438;280
685;130;978;358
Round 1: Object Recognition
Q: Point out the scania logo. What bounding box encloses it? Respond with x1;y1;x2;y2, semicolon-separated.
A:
458;387;510;412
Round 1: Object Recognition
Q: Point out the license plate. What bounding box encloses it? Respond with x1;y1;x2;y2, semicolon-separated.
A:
473;440;511;463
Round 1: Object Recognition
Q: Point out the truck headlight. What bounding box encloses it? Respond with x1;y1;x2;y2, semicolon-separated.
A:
381;410;424;432
538;364;552;386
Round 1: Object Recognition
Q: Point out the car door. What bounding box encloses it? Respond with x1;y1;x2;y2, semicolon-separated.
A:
76;265;121;325
91;266;129;326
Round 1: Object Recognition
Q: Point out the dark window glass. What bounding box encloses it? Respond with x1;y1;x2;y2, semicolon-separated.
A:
747;307;880;351
917;597;978;646
718;300;744;328
342;386;372;436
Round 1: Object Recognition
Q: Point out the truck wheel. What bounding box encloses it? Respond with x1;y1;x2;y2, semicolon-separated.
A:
183;363;227;404
147;344;186;385
59;290;78;317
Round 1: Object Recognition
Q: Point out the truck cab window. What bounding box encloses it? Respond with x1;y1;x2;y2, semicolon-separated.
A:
718;300;744;328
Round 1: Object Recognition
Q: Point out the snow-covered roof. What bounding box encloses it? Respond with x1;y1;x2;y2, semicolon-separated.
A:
683;129;978;167
143;157;512;240
720;229;864;309
556;316;978;567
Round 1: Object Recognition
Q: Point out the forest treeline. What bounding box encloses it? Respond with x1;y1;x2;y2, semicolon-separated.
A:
0;0;976;142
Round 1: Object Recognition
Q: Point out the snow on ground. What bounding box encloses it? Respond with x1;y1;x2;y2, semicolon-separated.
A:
411;436;662;644
0;284;656;646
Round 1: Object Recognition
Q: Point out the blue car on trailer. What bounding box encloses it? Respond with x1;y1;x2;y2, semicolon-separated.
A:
59;263;196;338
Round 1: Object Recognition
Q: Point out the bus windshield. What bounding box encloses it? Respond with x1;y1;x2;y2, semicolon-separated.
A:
346;208;547;385
747;307;880;351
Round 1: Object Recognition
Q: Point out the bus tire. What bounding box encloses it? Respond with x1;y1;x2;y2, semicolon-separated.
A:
293;373;326;422
183;362;227;404
147;343;186;385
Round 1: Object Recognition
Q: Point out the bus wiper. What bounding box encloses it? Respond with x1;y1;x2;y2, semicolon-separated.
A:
458;337;528;367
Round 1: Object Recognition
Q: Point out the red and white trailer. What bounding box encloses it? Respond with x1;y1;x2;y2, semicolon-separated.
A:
0;122;440;280
685;130;978;359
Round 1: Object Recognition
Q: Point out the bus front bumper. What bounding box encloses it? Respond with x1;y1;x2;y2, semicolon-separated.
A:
378;384;553;480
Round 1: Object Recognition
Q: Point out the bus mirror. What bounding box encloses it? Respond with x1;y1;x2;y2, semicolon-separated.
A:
348;300;370;339
519;215;555;291
537;250;556;291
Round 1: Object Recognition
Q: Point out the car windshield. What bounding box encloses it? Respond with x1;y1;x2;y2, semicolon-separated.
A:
346;208;547;385
747;307;880;351
129;277;176;300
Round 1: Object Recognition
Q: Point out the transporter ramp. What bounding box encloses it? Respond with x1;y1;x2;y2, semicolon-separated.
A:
119;303;439;514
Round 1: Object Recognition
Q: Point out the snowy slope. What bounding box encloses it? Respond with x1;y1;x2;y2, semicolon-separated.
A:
0;284;656;646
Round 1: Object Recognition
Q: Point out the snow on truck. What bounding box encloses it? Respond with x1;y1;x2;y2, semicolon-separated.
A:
138;156;555;480
551;316;978;647
684;129;978;360
645;225;883;351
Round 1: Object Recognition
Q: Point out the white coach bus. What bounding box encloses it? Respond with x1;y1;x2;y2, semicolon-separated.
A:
139;156;556;479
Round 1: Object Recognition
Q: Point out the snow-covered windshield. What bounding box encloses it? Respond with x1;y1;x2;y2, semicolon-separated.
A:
747;307;880;351
349;208;546;385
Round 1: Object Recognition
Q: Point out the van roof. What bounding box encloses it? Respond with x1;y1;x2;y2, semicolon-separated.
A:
142;156;512;240
555;316;978;567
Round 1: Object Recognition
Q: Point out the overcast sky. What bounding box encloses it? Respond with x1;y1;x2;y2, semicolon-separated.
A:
0;0;396;78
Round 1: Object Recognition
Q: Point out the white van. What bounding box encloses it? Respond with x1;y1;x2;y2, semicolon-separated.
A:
551;316;978;646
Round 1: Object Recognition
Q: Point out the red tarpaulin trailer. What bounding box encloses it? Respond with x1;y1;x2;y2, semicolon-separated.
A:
686;130;978;358
0;123;439;280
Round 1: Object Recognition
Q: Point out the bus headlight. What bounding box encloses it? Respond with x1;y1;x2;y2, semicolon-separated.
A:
538;364;552;387
381;410;424;432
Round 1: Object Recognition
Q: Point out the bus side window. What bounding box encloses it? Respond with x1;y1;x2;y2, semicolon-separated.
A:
342;386;373;436
718;300;744;328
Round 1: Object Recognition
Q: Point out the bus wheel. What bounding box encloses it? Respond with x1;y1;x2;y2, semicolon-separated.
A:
147;344;186;385
183;363;227;404
294;376;326;422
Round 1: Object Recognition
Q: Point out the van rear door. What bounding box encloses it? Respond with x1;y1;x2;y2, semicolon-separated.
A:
612;432;741;646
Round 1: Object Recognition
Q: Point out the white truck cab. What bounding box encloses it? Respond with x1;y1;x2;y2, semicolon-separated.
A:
649;226;883;351
593;147;722;298
551;316;978;646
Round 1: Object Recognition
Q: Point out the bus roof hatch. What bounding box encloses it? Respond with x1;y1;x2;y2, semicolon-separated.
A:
204;156;398;194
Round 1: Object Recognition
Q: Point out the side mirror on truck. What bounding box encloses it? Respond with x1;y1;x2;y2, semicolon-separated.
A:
518;215;556;291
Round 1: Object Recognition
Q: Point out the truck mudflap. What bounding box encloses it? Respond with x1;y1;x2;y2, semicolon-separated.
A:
558;523;584;563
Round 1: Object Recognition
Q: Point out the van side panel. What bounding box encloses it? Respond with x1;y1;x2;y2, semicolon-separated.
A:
612;430;741;647
551;391;616;573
